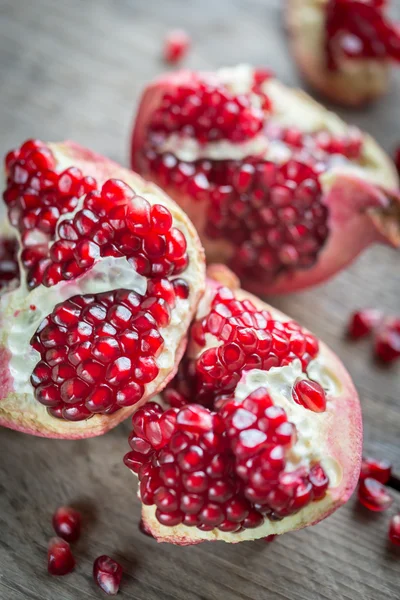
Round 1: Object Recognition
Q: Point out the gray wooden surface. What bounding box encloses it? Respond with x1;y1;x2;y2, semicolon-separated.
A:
0;1;399;599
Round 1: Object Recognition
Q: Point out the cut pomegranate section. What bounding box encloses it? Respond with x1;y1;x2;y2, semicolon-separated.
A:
163;30;191;64
357;477;393;511
0;141;205;439
93;555;123;596
127;266;362;544
131;65;399;295
52;506;81;542
47;537;75;576
286;0;400;106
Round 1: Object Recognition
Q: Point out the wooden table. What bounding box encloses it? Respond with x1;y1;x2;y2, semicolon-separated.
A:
0;1;399;598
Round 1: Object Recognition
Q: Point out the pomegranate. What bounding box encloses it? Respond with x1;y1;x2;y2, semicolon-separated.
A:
164;30;191;64
93;555;123;596
47;537;75;576
130;65;400;295
286;0;400;106
0;140;205;439
374;317;400;362
389;513;400;546
347;309;383;339
125;266;362;544
52;506;81;542
360;456;392;484
357;477;393;511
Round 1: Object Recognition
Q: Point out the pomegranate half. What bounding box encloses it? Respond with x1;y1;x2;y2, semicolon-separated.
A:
130;64;400;296
0;140;205;438
126;265;362;544
286;0;400;106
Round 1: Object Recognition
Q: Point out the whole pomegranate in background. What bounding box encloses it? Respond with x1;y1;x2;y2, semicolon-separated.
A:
0;140;205;439
286;0;400;106
130;65;400;296
125;265;362;545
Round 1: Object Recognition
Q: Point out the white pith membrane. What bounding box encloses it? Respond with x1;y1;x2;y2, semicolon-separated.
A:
285;0;392;106
153;64;397;190
137;273;362;544
0;142;205;438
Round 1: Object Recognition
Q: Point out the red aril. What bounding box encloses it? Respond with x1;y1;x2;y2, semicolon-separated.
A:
52;506;81;542
47;537;75;576
360;456;392;484
93;555;123;596
164;30;191;64
0;141;205;439
374;318;400;363
347;309;383;339
388;513;400;546
131;66;399;295
357;477;393;512
292;379;326;412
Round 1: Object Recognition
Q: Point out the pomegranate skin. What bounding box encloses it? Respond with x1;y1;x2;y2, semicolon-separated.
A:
130;67;400;296
285;0;396;107
137;265;363;545
0;141;205;439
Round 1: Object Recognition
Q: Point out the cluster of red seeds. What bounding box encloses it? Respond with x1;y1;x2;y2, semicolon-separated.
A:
125;393;329;532
0;236;19;292
166;285;320;408
30;178;188;288
325;0;400;70
3;140;97;288
148;78;265;144
30;278;187;420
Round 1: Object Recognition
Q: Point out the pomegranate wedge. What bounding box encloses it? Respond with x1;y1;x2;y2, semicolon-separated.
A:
0;140;205;438
126;266;362;544
286;0;400;106
131;65;400;296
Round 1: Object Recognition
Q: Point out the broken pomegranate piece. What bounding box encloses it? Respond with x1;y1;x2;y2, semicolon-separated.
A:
52;506;81;542
0;140;205;439
163;30;191;64
360;456;392;484
358;477;393;511
131;65;400;295
47;537;75;576
93;555;123;596
126;266;362;544
286;0;400;106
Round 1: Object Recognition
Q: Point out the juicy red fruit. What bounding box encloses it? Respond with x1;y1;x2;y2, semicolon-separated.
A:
125;388;329;534
348;309;382;339
357;477;393;512
292;379;326;412
360;456;392;484
47;537;75;576
52;506;81;542
164;30;191;64
93;555;123;596
374;319;400;363
389;514;400;546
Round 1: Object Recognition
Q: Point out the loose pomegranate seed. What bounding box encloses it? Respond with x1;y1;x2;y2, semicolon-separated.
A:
47;537;75;576
374;319;400;363
164;30;191;64
93;555;123;596
360;456;392;484
125;388;329;534
0;237;19;292
357;478;393;512
52;506;81;542
264;534;277;542
348;309;383;339
395;147;400;174
292;379;326;412
325;0;400;70
388;513;400;546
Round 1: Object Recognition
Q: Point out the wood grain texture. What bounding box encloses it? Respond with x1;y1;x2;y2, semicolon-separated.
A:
0;0;399;599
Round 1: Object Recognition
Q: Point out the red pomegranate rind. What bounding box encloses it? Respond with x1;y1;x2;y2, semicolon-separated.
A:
131;67;399;294
325;0;400;69
131;267;362;544
0;141;205;439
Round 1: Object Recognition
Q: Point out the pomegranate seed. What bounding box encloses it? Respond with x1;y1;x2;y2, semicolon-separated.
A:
395;147;400;175
360;456;392;484
47;537;75;576
357;478;393;512
264;534;277;542
163;30;191;64
93;555;123;596
388;513;400;546
374;319;400;363
292;379;327;412
52;506;81;542
348;309;382;339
